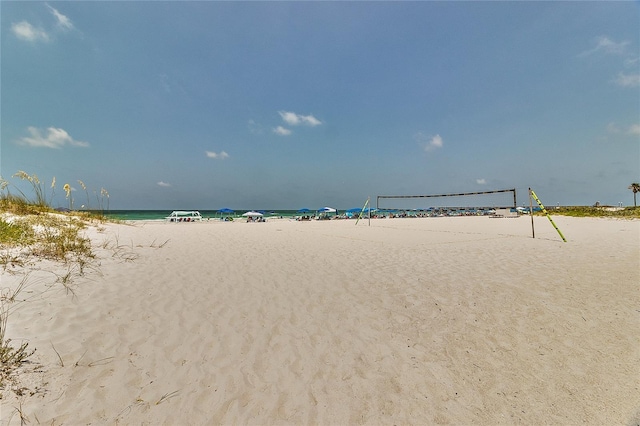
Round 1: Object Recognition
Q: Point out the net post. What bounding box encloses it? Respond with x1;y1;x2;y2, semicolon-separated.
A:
529;188;535;239
355;197;370;226
530;189;567;242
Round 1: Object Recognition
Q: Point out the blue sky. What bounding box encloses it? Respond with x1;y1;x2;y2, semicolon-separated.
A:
2;1;639;210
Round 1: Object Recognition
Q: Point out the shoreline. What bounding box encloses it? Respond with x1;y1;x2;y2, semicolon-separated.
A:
2;216;639;424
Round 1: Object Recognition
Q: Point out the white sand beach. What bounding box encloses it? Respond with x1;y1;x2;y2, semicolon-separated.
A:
1;215;639;424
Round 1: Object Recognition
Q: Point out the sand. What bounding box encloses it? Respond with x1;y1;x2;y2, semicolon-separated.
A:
1;215;639;425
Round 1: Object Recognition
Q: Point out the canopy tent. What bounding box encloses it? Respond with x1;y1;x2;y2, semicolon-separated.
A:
243;211;264;222
295;208;312;221
217;208;235;221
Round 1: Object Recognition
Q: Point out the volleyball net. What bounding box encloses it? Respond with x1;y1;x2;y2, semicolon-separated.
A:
376;188;517;212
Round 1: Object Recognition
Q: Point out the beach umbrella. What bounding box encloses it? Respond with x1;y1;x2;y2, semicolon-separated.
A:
242;211;263;217
317;207;336;213
297;208;310;213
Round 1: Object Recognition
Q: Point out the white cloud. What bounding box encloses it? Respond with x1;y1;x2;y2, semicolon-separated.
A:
614;72;640;88
415;132;444;152
47;4;73;31
423;134;443;152
206;151;229;159
476;178;487;185
157;181;171;187
17;127;89;148
278;111;322;127
11;21;49;42
273;126;292;136
627;124;640;136
579;36;630;57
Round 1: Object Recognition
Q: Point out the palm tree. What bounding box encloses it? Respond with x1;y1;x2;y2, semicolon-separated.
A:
629;182;640;207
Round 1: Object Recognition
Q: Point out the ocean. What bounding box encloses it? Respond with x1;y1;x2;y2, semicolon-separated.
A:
99;206;507;221
102;210;305;221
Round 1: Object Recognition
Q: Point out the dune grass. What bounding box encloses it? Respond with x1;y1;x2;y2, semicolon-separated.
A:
0;171;109;391
538;206;640;219
0;207;95;269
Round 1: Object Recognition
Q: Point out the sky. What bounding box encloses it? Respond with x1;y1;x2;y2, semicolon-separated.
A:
2;1;639;210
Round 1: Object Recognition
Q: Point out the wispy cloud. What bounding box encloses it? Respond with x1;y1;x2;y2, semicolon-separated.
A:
17;127;89;148
417;133;443;152
614;72;640;88
476;178;487;185
12;5;74;43
270;111;322;136
158;74;171;93
627;124;640;136
579;36;630;57
606;122;640;137
579;36;638;90
47;4;74;31
248;120;263;135
273;126;292;136
157;181;171;187
206;151;229;159
11;21;49;42
278;111;322;127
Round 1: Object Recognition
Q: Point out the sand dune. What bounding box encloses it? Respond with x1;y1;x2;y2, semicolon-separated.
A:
2;216;638;424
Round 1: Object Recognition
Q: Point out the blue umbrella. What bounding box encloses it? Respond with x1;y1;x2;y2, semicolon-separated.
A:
317;207;337;213
297;208;311;213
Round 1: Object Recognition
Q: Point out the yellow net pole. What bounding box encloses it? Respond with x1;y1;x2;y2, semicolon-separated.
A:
355;197;370;225
529;189;567;242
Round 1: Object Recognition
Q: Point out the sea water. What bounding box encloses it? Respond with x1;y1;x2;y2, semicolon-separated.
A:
101;210;303;221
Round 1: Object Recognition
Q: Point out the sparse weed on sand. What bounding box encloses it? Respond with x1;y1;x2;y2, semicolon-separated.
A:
0;301;36;390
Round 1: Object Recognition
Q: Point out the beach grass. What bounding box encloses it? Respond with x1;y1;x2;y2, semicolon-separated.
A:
538;206;640;219
0;171;109;391
0;212;93;390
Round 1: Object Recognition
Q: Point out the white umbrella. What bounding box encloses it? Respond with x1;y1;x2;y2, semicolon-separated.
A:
242;211;263;217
